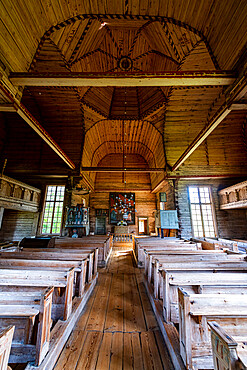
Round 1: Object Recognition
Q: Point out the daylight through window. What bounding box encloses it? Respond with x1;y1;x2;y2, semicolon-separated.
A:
188;186;216;238
42;185;65;234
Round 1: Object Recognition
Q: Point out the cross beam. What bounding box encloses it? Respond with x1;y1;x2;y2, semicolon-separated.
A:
9;71;235;87
81;167;165;172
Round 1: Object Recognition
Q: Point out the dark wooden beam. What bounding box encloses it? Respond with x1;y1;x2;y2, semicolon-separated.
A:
0;83;76;170
9;71;236;87
80;167;165;172
172;74;247;172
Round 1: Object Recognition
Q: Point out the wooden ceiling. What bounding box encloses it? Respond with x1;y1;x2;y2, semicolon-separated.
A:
0;1;246;191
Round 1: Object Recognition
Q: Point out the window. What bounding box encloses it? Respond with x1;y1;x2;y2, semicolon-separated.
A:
41;185;65;234
188;186;217;238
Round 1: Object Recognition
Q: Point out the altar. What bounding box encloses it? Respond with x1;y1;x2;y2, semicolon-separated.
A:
114;226;129;234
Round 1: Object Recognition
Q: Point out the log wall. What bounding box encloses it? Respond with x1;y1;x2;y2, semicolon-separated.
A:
0;209;39;241
177;179;247;240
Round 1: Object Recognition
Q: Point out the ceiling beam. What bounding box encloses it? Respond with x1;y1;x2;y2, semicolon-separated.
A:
0;83;75;170
80;167;165;172
9;71;236;87
171;74;247;172
230;102;247;110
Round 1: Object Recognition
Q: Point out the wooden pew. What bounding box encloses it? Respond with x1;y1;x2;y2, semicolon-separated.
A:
208;321;247;370
160;270;247;323
21;247;98;280
0;248;97;283
144;249;226;276
0;326;15;370
178;288;247;369
152;257;247;299
136;239;201;267
0;268;74;320
0;258;88;297
0;287;53;366
53;236;112;266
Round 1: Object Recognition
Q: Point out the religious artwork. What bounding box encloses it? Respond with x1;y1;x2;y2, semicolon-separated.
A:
66;204;89;226
109;193;135;225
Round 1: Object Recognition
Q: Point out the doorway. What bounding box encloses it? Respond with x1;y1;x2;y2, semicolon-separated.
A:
95;216;106;235
138;217;149;235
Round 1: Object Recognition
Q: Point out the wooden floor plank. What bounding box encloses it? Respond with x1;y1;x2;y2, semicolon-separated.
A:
85;274;112;332
76;331;103;369
124;273;146;332
123;333;133;370
154;330;174;369
95;332;112;370
104;273;124;332
141;331;164;370
54;330;87;370
136;274;159;331
131;333;144;370
110;332;123;370
74;280;100;331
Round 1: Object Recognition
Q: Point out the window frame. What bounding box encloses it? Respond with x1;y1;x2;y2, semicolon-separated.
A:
41;185;65;235
188;185;218;238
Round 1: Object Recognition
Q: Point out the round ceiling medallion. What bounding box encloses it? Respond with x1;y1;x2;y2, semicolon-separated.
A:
118;56;133;71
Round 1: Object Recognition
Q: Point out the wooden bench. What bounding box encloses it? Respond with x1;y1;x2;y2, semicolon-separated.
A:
0;326;15;370
53;236;112;266
144;249;226;276
153;258;247;299
208;321;247;369
160;270;247;323
136;239;201;267
0;287;53;366
0;258;88;297
178;288;247;369
0;268;74;320
0;248;97;283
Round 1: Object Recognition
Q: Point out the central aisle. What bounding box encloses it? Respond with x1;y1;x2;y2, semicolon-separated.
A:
54;247;174;369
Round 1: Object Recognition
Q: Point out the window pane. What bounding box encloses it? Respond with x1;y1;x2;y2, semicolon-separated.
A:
42;185;65;234
189;186;216;238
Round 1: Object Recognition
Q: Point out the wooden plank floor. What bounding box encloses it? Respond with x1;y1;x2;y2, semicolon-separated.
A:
54;247;174;369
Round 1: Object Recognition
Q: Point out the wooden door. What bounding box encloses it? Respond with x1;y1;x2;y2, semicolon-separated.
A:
95;217;106;235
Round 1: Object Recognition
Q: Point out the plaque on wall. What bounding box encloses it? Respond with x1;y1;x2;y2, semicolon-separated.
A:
160;210;179;229
109;192;135;225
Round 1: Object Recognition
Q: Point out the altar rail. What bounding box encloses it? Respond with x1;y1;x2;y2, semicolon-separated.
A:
0;175;41;212
113;233;134;243
218;180;247;210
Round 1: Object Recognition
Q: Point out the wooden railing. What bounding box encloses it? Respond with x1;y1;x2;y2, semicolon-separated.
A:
218;180;247;210
0;175;41;212
113;233;134;243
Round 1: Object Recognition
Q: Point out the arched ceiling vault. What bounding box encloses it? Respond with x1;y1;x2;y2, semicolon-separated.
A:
82;119;164;169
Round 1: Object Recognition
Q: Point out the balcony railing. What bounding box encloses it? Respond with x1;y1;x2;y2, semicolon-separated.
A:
218;180;247;210
0;175;41;212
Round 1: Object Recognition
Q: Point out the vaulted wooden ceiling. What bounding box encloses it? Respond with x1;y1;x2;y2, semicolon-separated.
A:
0;1;246;191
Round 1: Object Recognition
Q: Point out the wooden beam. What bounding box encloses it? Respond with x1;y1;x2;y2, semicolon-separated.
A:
230;102;247;110
80;167;165;172
151;178;168;193
0;103;18;112
9;71;236;87
171;74;247;172
0;83;75;170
